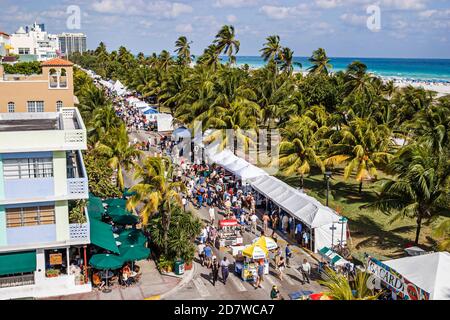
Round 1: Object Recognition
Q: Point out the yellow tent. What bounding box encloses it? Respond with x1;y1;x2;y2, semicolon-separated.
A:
242;243;268;260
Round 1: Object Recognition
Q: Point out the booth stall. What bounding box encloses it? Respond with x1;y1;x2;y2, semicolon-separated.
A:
217;219;243;248
234;243;270;282
156;113;174;132
249;175;347;253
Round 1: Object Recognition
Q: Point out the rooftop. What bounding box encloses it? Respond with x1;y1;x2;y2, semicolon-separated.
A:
41;58;74;67
0;118;59;132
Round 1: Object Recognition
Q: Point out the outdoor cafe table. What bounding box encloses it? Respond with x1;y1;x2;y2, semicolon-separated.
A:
99;270;114;279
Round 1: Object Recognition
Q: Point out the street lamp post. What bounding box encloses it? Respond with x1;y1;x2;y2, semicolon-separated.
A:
339;217;348;248
324;171;332;207
330;223;337;249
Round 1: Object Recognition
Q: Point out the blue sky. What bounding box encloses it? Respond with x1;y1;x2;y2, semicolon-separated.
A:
0;0;449;58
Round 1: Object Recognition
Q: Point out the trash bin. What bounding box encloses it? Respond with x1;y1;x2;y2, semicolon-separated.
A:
174;259;185;275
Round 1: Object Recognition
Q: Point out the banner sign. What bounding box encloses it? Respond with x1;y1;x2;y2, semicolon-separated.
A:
366;255;430;300
49;253;63;266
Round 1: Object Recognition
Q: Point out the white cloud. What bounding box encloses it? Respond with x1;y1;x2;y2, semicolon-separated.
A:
139;20;153;28
260;4;311;20
315;0;341;9
418;9;450;19
226;14;237;23
91;0;193;18
381;0;427;10
214;0;258;8
175;23;193;33
340;13;367;27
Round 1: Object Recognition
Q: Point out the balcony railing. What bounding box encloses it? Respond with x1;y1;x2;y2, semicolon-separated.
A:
0;274;35;288
67;150;88;199
69;206;90;244
0;108;87;153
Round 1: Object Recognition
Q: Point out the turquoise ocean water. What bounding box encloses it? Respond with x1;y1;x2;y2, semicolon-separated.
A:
226;56;450;82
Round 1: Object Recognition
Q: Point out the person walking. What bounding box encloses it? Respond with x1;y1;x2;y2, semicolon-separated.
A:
277;256;286;281
211;257;220;286
300;258;311;284
209;206;215;226
197;242;205;266
250;212;258;234
262;213;270;235
254;260;265;289
285;244;292;268
203;244;213;268
182;196;187;211
220;257;230;285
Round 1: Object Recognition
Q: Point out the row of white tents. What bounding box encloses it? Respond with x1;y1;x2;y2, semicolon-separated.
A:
204;146;347;253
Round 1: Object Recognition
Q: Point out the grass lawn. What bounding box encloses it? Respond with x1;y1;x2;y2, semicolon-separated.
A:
276;168;445;261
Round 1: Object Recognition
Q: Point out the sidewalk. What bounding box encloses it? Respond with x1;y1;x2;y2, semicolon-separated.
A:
40;259;193;300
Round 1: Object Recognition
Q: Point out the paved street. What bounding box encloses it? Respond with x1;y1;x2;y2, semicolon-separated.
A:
127;129;325;300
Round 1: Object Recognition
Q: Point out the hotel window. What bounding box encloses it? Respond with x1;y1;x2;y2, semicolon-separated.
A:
27;101;44;112
6;205;56;228
3;157;54;180
18;48;30;55
59;69;67;88
7;102;15;113
56;101;63;112
49;68;58;88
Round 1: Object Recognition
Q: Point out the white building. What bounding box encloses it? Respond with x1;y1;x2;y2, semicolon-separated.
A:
58;33;87;56
0;32;11;57
9;23;59;61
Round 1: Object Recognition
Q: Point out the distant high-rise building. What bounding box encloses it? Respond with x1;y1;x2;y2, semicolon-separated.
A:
58;33;87;56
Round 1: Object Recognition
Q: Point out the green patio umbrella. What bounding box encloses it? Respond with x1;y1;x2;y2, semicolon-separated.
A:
119;245;150;262
112;214;139;225
87;196;105;219
104;198;127;208
118;229;147;246
123;188;137;198
106;206;132;217
89;253;124;293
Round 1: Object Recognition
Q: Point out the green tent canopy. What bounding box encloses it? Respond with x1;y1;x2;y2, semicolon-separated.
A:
104;198;127;208
89;219;120;254
106;206;132;217
87;195;104;220
119;245;150;262
112;214;139;225
123;188;137;197
89;254;123;270
118;229;147;246
318;246;346;265
0;251;36;276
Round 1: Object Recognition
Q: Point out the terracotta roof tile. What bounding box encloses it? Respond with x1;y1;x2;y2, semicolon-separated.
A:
41;58;74;67
0;31;10;37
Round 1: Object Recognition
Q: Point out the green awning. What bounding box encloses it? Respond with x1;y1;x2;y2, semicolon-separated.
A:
89;219;120;254
88;195;104;220
0;251;36;276
103;198;127;208
106;206;131;217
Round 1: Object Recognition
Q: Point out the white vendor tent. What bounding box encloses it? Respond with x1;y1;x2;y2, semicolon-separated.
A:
172;127;191;140
135;101;149;109
156;113;174;132
126;96;140;104
99;79;113;89
249;175;347;252
384;252;450;300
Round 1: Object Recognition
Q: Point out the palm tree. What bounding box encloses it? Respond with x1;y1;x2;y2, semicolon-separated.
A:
95;124;142;190
318;268;381;300
344;61;376;107
214;25;240;65
369;143;449;245
260;35;282;63
174;36;193;66
197;45;222;71
278;115;326;188
279;47;301;75
127;156;186;255
326;118;393;193
77;83;110;119
88;105;122;144
308;48;332;75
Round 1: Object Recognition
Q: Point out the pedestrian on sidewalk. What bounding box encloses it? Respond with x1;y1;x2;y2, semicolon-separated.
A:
277;256;286;281
300;258;311;284
262;212;270;235
254;260;265;289
271;285;281;300
220;257;230;285
197;242;205;266
211;257;219;286
209;206;215;226
182;196;187;211
250;212;258;234
295;222;303;245
203;244;213;268
285;244;292;268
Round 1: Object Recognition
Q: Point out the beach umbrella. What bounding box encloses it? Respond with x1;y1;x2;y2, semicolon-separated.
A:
104;198;127;208
252;236;278;251
107;206;132;217
242;244;268;260
118;229;147;246
89;254;123;293
112;214;139;225
119;245;150;262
